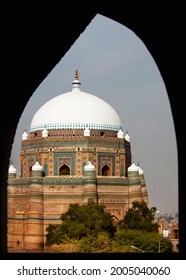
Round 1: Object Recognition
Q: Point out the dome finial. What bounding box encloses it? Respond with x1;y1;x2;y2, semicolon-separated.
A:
72;69;81;91
75;69;79;80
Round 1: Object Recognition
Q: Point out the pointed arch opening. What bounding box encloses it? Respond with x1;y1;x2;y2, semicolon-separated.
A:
3;9;179;255
102;164;111;176
29;166;32;177
59;164;70;175
111;215;120;225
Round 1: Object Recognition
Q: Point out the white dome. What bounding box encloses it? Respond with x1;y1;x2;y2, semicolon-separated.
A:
42;127;48;137
138;166;144;175
117;129;124;138
84;161;95;171
84;127;90;136
22;130;28;140
32;161;43;171
128;162;139;172
30;74;122;132
8;164;17;174
125;132;130;142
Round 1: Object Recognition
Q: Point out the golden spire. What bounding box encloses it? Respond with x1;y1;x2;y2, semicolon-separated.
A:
75;69;79;80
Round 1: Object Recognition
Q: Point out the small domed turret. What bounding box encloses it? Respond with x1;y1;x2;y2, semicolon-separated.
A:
8;164;17;174
117;129;124;139
22;130;28;140
138;165;144;175
8;164;17;180
128;162;138;172
32;161;43;177
125;131;130;142
32;161;42;171
83;160;97;204
42;127;48;137
84;161;95;171
84;127;90;136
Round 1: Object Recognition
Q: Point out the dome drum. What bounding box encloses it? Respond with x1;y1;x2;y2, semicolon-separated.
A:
28;128;120;140
30;122;121;133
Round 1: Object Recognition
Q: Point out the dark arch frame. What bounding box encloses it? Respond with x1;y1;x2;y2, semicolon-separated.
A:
1;3;183;258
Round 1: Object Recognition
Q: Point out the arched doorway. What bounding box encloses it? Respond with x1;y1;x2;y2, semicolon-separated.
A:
102;164;111;176
59;164;70;175
29;166;32;177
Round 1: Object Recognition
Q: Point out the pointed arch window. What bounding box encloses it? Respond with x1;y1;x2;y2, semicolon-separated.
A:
111;215;120;225
59;164;70;175
102;164;111;176
29;166;32;177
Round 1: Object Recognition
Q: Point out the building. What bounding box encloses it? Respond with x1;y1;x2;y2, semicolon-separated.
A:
7;70;148;252
158;218;179;253
169;223;179;253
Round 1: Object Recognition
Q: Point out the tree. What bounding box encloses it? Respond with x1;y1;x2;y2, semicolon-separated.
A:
114;229;173;253
45;224;63;245
45;199;117;246
79;232;113;253
119;200;159;232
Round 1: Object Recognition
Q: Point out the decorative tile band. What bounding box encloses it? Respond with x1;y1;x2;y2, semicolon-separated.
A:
97;177;128;186
8;176;130;186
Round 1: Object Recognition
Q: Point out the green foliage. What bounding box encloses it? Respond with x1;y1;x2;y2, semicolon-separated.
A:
45;199;117;246
45;200;173;253
45;239;80;253
114;229;173;253
46;229;173;253
79;232;113;253
119;200;159;232
45;224;62;246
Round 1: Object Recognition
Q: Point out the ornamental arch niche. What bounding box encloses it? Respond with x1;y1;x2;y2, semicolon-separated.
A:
1;4;180;256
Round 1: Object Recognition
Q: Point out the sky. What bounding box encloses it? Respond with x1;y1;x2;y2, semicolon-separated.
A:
10;14;178;215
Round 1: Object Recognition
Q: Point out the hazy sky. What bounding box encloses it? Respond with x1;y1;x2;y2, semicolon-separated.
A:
10;14;178;215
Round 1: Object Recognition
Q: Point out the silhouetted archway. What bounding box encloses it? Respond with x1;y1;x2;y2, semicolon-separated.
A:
1;3;182;257
59;164;70;175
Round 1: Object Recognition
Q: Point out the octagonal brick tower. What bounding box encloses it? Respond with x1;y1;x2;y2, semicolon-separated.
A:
7;70;148;252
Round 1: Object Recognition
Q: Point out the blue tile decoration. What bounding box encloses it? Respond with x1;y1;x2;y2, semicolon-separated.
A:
44;163;48;176
98;154;115;176
54;153;75;175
